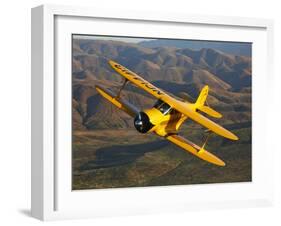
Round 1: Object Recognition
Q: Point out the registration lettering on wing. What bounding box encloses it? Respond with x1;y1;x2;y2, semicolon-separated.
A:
113;63;163;96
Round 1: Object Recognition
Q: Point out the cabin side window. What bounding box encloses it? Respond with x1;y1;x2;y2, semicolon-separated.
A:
153;100;172;115
153;99;163;108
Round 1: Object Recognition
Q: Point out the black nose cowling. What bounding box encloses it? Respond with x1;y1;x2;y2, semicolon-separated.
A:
134;112;154;133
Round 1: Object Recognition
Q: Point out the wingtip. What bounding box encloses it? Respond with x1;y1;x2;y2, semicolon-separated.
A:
225;130;239;141
231;134;239;141
108;59;117;67
198;149;226;166
217;113;223;119
210;155;226;167
95;84;101;90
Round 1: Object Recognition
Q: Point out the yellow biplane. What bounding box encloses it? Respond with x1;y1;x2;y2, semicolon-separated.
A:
95;60;238;167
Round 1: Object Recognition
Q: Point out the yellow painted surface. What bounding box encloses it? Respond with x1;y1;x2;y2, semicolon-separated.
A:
143;108;185;136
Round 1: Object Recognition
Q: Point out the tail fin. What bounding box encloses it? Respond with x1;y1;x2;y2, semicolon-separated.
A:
195;85;209;107
195;85;222;118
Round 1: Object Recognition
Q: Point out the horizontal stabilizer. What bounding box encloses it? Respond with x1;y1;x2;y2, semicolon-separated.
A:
166;134;225;166
197;106;222;118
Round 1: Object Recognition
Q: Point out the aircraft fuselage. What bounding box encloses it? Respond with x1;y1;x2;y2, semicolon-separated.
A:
134;102;188;137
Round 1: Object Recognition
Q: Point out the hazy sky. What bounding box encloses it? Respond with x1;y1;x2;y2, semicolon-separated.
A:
72;34;251;56
73;35;155;43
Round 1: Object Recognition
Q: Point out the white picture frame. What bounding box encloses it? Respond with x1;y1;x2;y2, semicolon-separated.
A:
31;4;274;221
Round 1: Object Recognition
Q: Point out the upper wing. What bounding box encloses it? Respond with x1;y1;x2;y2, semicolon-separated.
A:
166;134;225;166
109;60;169;99
109;60;238;140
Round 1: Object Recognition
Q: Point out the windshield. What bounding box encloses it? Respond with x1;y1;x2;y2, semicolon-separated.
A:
153;100;172;115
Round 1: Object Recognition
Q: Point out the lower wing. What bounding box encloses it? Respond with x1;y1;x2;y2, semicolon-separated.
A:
165;134;225;166
95;84;139;118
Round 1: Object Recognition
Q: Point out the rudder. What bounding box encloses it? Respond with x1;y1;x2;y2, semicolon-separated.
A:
195;85;222;118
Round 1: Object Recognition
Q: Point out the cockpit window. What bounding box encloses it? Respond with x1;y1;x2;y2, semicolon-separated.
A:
153;99;164;108
153;100;172;115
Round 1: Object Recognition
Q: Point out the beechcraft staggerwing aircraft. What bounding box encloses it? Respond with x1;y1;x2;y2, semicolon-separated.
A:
95;60;239;167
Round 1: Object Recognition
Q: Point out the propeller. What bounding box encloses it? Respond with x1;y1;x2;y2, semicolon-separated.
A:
134;112;154;133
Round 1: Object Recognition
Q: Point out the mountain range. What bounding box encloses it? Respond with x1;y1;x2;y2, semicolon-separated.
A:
139;39;251;57
72;38;251;131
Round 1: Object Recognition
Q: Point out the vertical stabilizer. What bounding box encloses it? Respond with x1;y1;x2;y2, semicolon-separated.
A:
195;85;209;108
195;85;222;118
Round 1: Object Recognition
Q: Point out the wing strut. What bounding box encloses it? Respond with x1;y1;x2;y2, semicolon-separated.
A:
199;132;211;153
116;79;128;97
